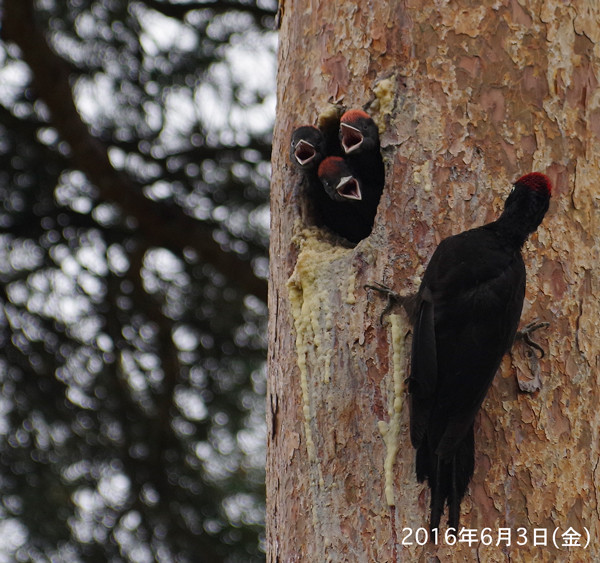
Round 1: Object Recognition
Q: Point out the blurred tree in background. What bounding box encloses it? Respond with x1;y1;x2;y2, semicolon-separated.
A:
0;0;276;561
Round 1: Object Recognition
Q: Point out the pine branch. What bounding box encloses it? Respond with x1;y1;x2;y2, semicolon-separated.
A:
2;0;268;303
142;0;276;22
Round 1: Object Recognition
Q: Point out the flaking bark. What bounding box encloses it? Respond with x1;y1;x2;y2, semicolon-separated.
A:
268;1;600;560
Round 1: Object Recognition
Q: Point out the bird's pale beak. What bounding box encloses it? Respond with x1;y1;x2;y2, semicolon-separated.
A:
336;175;362;200
340;123;364;154
294;140;317;165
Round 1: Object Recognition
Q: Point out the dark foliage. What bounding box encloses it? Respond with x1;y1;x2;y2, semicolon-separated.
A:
0;0;276;560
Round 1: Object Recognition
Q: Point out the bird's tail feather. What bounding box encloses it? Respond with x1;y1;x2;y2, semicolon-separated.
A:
416;426;475;534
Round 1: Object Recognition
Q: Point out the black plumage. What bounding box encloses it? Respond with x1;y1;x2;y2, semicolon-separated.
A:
339;110;385;230
289;127;364;242
409;173;552;534
316;156;372;243
290;110;385;244
289;126;337;234
340;109;385;190
290;125;327;173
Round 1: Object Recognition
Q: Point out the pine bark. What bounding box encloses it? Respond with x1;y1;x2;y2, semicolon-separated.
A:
268;1;600;560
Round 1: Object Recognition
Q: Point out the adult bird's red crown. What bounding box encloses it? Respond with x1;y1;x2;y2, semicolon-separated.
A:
514;172;552;195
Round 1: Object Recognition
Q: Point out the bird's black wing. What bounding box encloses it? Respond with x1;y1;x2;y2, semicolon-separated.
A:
409;287;437;448
430;227;525;457
410;226;526;458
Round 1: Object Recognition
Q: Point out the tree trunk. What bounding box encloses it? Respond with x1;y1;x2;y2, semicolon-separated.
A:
267;1;599;560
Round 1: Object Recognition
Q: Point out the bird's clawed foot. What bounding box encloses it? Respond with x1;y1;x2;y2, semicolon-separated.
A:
516;320;550;358
364;282;403;325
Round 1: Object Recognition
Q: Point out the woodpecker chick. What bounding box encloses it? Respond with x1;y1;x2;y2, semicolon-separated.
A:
290;126;326;170
410;173;552;535
340;109;385;188
338;110;385;232
318;156;362;202
290;125;337;234
340;109;380;154
315;156;373;243
290;113;383;244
